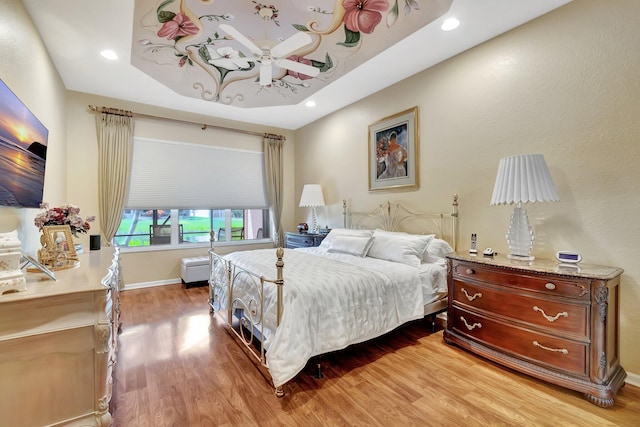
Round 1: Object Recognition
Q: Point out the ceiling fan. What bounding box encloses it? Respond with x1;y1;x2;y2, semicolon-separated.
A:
218;24;319;86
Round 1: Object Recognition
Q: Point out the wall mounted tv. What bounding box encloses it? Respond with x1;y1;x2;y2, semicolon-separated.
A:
0;79;48;208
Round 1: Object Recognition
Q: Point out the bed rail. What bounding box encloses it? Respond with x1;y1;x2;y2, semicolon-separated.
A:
208;232;286;397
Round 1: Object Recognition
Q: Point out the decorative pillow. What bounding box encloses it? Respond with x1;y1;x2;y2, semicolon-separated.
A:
367;231;434;267
327;235;375;257
319;228;373;249
423;237;455;263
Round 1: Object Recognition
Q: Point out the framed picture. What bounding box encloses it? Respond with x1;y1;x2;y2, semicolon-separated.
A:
368;106;419;191
42;225;78;260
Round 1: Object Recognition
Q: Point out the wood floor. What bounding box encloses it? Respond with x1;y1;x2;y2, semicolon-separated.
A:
112;284;640;426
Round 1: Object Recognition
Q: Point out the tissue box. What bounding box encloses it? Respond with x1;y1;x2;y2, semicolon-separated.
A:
0;270;27;293
0;230;26;294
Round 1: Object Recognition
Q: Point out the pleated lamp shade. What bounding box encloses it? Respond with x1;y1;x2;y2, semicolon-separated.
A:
490;154;558;260
299;184;325;207
490;154;558;205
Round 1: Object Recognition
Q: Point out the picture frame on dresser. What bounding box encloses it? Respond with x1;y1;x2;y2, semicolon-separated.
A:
42;225;77;260
368;106;419;191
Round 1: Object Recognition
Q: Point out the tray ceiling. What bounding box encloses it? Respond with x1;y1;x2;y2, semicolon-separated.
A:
23;0;572;129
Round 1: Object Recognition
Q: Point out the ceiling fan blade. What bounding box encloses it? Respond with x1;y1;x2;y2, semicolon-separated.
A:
276;58;319;78
260;62;272;86
270;31;313;58
218;24;262;56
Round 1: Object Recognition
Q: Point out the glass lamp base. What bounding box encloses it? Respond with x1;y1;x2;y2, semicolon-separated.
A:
506;205;534;260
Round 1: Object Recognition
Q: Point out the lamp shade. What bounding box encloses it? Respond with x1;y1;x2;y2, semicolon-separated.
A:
490;154;558;205
299;184;325;207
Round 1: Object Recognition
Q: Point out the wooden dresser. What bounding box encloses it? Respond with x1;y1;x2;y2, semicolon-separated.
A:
284;232;326;249
0;248;121;426
443;253;626;407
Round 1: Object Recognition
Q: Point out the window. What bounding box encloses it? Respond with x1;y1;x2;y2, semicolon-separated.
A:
114;136;271;248
114;208;269;247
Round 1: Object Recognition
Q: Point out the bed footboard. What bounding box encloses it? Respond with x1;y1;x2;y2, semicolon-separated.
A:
208;236;285;397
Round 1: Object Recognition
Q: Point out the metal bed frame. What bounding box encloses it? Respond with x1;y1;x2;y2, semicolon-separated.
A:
208;195;458;397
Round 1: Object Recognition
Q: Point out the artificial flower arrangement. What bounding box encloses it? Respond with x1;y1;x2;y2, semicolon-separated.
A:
34;203;96;237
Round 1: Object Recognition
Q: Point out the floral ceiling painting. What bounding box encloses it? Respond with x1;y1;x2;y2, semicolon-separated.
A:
132;0;453;108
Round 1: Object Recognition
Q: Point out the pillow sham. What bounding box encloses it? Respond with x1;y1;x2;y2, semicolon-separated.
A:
318;228;373;249
423;237;455;263
367;231;434;267
327;235;375;257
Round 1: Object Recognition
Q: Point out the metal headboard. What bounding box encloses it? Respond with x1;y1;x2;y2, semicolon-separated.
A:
343;194;459;251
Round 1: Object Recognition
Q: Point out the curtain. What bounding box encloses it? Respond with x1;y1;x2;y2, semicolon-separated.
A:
95;112;134;245
264;135;284;246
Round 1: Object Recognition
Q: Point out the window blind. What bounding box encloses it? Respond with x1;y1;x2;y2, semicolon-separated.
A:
126;137;267;209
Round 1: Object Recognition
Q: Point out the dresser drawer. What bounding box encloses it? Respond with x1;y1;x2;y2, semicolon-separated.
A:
452;279;589;339
451;306;588;377
452;260;590;300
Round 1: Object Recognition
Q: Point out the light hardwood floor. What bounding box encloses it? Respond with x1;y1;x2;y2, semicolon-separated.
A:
112;284;640;426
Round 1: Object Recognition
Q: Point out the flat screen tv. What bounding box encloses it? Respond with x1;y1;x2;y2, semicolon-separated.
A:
0;79;48;208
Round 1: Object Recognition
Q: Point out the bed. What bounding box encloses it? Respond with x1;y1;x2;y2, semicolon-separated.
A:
208;195;458;396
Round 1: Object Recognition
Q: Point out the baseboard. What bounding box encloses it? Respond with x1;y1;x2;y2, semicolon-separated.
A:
123;278;182;290
625;371;640;388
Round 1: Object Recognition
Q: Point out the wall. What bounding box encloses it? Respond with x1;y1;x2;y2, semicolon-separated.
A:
65;91;296;285
294;0;640;376
0;0;67;253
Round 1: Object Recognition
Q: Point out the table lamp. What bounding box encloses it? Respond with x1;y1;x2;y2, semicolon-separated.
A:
490;154;558;260
299;184;325;234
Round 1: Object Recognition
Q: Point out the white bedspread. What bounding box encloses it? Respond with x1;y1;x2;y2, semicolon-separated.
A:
219;248;446;387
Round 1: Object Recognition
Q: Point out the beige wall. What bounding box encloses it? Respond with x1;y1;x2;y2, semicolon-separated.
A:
295;0;640;374
65;91;296;285
0;0;67;254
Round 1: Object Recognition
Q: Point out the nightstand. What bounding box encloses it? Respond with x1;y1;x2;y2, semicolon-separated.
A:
443;253;626;407
285;232;326;248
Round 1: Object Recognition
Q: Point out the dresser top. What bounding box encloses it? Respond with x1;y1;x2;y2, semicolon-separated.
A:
448;253;623;280
0;248;118;303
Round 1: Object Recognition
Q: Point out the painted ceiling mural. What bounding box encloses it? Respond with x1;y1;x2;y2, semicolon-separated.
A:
132;0;453;108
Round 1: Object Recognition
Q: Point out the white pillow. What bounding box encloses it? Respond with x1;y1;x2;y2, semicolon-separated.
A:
327;235;375;257
367;231;434;267
319;228;373;249
424;238;454;263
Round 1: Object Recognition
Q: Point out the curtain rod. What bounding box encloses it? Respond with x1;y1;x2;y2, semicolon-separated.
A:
87;105;285;140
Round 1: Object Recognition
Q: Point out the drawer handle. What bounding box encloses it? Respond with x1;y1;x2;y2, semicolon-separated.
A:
533;306;568;322
545;282;556;290
532;341;569;355
462;288;483;302
465;268;475;275
460;316;482;331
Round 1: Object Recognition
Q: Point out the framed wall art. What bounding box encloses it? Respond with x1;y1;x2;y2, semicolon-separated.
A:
368;106;419;191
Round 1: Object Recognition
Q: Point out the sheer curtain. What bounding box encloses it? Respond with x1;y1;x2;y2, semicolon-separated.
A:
95;111;134;245
264;135;284;246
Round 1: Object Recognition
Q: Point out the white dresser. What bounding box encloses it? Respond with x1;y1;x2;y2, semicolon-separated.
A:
0;248;121;427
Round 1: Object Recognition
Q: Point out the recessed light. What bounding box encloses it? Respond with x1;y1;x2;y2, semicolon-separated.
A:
100;50;118;60
441;17;460;31
305;100;316;108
